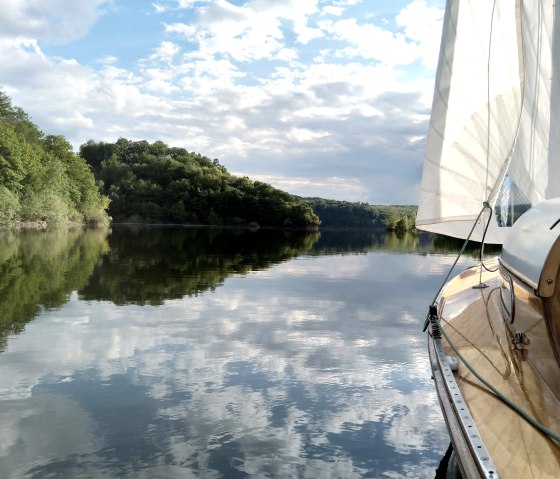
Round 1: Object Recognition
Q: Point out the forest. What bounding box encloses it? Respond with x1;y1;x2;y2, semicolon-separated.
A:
0;90;416;230
79;138;320;228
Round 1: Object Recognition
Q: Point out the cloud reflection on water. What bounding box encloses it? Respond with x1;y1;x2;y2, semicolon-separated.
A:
0;246;469;478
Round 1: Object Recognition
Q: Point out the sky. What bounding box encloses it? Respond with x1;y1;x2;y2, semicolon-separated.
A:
0;0;445;205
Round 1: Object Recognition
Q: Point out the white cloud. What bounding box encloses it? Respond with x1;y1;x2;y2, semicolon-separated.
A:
167;0;322;59
179;2;286;62
318;18;420;65
164;22;196;37
332;0;360;5
248;0;323;44
322;6;344;16
149;41;181;63
0;0;111;44
97;54;118;65
287;127;329;142
396;0;444;68
152;2;166;13
177;0;201;7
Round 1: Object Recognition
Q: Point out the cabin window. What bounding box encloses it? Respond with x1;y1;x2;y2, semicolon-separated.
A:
500;271;515;323
494;176;531;227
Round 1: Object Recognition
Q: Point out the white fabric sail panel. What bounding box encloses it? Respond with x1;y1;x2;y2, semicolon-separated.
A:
416;0;523;243
507;0;554;206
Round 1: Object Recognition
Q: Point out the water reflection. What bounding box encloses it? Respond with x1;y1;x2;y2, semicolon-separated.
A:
0;227;480;478
0;227;109;350
310;229;499;256
80;226;320;305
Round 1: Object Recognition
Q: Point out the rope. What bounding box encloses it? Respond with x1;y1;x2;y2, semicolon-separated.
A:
479;204;499;273
422;203;490;332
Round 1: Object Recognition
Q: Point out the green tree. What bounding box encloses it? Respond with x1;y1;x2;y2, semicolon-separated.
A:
395;215;410;232
0;91;109;225
384;211;399;230
0;123;27;193
0;186;19;222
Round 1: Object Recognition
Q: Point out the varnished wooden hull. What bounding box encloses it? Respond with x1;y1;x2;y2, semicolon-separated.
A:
429;260;560;478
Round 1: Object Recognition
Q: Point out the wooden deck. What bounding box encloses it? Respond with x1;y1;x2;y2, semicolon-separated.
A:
432;261;560;478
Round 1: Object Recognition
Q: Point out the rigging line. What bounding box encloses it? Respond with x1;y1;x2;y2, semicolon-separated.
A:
422;203;490;332
432;314;560;443
479;203;499;273
485;0;498;195
478;0;499;274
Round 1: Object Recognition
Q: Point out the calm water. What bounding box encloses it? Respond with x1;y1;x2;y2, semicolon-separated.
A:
0;226;486;478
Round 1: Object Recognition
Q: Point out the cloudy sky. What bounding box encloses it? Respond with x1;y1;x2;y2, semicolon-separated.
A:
0;0;444;204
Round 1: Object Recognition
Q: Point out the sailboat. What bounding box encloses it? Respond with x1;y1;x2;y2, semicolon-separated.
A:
416;0;560;477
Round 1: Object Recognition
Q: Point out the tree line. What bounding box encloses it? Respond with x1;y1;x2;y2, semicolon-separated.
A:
303;197;416;231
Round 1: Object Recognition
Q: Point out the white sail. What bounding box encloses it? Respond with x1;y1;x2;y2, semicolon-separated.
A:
507;0;556;208
416;0;557;244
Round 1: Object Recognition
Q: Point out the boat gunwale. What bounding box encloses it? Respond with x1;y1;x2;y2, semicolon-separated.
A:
428;290;500;479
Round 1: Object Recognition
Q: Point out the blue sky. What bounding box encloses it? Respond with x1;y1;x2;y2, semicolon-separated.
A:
0;0;444;204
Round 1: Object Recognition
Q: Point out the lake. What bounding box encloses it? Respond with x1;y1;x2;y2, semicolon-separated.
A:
0;226;488;478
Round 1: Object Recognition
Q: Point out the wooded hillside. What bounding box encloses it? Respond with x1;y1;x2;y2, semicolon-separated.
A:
79;139;320;228
0;91;109;225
